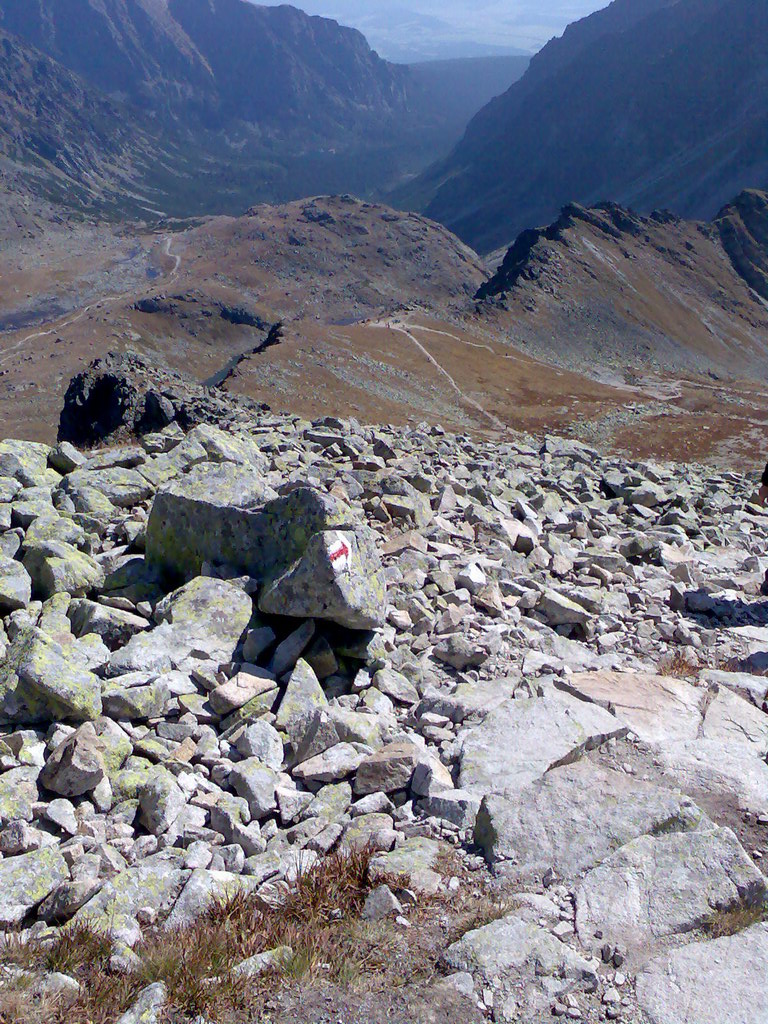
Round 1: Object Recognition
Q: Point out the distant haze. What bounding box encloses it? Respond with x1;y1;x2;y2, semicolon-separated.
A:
256;1;610;61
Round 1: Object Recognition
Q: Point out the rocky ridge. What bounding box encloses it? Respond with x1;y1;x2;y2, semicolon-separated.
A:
1;406;768;1022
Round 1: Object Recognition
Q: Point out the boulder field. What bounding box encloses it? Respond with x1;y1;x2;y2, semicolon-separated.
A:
0;411;767;1022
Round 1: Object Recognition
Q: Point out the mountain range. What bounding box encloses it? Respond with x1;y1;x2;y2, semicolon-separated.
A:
0;0;526;217
407;0;768;252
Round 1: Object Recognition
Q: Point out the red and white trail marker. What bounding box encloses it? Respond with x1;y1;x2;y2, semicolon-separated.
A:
328;533;351;573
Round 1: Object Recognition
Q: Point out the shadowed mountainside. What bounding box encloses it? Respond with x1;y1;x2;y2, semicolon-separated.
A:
405;0;768;253
0;0;528;217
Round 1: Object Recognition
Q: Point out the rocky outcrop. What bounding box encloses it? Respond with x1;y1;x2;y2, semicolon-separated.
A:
57;351;264;448
715;189;768;302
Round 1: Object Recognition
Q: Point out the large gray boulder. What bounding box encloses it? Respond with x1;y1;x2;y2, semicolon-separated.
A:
0;440;53;488
575;826;767;951
40;722;107;797
0;555;32;611
259;526;387;629
73;853;189;946
0;845;69;926
108;576;252;675
0;628;102;725
145;465;354;583
139;767;187;835
0;766;39;826
23;541;105;599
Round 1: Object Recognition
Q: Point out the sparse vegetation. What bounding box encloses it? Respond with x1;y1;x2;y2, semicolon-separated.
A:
704;903;767;939
658;649;700;679
0;846;504;1024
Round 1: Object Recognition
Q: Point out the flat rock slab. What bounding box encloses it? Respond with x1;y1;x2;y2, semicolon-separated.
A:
475;760;704;882
575;826;767;952
657;737;768;816
459;691;627;800
559;672;706;745
701;668;768;708
562;672;768;814
636;923;768;1024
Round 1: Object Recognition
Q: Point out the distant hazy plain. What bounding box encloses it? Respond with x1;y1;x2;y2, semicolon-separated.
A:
257;0;608;60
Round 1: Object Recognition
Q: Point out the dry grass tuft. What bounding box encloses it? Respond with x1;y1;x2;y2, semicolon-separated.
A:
0;845;422;1024
704;903;767;939
658;650;700;679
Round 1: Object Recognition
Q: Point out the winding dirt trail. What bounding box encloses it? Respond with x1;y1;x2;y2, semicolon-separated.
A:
371;319;506;432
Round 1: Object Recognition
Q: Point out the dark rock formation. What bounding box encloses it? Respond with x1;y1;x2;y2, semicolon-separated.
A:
57;352;265;447
715;190;768;303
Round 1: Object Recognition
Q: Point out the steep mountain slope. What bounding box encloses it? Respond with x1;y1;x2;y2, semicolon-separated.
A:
409;0;768;252
0;28;159;212
0;0;409;135
0;0;531;215
406;55;529;159
478;193;768;379
715;190;768;303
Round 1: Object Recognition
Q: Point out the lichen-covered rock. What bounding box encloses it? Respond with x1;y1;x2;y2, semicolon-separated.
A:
146;467;354;584
0;765;39;825
0;845;69;926
163;869;258;931
154;576;253;657
274;658;327;734
23;541;104;599
60;466;154;509
0;628;102;725
0;440;53;488
0;555;32;611
23;513;86;551
115;983;167;1024
259;526;387;630
68;599;149;646
73;853;188;945
139;767;187;835
108;576;252;675
101;678;171;720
